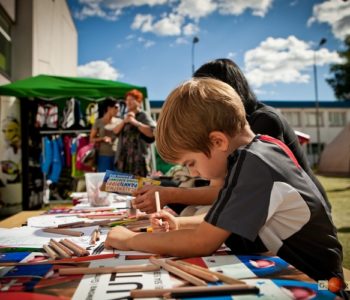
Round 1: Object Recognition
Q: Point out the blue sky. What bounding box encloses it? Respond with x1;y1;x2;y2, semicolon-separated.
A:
67;0;350;101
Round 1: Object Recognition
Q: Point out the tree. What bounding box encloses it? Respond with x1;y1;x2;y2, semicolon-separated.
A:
327;36;350;101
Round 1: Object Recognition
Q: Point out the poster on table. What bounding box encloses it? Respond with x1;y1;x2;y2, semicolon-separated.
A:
0;96;22;216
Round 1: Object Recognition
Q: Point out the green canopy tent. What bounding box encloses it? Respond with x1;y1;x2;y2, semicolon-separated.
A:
0;74;148;99
0;74;153;210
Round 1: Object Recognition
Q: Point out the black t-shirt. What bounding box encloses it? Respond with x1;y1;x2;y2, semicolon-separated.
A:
205;135;343;281
247;103;330;207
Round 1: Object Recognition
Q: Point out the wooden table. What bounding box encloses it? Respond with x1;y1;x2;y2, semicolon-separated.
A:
0;210;45;228
1;209;349;282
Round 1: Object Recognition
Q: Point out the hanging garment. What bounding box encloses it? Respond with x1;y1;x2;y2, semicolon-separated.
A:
35;104;59;128
76;143;96;172
40;136;53;175
62;98;86;129
86;103;99;126
48;137;63;183
63;135;73;167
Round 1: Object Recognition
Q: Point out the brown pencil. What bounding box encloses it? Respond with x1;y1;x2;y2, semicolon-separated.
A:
43;228;84;237
49;240;71;258
50;239;74;257
90;229;97;245
130;284;258;298
63;239;89;256
60;239;85;257
165;259;219;282
149;257;206;286
177;260;245;285
57;221;86;228
96;229;101;241
43;244;59;260
59;264;160;275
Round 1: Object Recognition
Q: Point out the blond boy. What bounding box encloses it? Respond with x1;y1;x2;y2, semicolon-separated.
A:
105;78;343;282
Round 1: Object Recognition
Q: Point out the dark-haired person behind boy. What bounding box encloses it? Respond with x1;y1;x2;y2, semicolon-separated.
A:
105;78;344;287
132;58;330;214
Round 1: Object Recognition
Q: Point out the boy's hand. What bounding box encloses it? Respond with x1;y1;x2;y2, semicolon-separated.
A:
104;227;136;251
151;210;178;232
132;185;168;214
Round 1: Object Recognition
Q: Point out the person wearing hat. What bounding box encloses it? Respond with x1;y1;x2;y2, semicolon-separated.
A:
113;89;156;177
90;99;119;172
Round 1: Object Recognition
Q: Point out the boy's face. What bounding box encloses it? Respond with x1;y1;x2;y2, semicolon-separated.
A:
177;145;228;181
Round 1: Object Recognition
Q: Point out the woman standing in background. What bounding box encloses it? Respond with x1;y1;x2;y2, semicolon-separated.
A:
113;89;156;177
90;99;119;172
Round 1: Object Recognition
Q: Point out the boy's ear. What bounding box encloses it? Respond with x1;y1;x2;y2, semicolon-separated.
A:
209;131;229;151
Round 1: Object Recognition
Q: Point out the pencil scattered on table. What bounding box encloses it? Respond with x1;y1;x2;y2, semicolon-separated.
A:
176;260;245;285
90;229;98;245
49;239;72;258
43;244;59;260
130;284;259;298
165;259;219;282
60;239;89;257
92;242;104;255
57;221;85;228
43;228;84;237
59;264;160;275
155;191;162;226
149;257;206;286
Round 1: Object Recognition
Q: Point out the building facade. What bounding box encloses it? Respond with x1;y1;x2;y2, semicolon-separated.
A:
0;0;77;216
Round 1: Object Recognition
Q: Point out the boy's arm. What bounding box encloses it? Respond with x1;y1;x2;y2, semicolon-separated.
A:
105;221;230;257
132;179;223;214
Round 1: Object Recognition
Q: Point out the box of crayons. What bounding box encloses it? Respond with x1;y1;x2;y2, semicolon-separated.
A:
100;170;160;195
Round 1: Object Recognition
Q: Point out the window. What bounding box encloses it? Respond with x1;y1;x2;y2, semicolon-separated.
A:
328;111;346;127
0;8;11;77
283;111;301;127
305;112;323;127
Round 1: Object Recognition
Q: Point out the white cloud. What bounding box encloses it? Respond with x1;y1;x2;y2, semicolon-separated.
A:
308;0;350;40
183;23;199;36
131;14;154;32
137;37;155;48
175;37;189;44
76;0;168;21
227;52;237;59
132;13;183;36
217;0;273;17
77;60;121;80
176;0;217;20
244;36;342;87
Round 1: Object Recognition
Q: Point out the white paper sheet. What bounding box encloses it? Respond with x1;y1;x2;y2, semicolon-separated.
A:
0;226;99;248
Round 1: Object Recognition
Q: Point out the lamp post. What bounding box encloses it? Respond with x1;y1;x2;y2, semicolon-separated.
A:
191;36;199;75
313;37;327;165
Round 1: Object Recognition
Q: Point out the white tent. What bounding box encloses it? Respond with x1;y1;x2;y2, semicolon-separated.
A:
318;123;350;176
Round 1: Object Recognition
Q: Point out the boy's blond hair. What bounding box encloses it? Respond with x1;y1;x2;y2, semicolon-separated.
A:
156;77;247;163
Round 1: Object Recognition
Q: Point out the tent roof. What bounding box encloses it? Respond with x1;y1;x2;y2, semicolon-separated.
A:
0;74;147;100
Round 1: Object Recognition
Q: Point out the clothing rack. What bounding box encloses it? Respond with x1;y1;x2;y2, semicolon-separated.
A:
39;129;91;135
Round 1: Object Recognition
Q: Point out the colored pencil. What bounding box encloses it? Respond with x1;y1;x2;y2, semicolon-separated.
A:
43;244;59;260
59;264;160;275
63;239;89;256
49;240;71;258
177;260;245;285
90;229;97;245
155;191;162;226
60;239;85;257
130;284;259;298
165;259;219;282
57;221;86;228
43;228;84;237
149;257;206;286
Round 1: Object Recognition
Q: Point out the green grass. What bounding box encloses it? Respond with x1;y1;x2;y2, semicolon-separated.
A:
317;175;350;268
